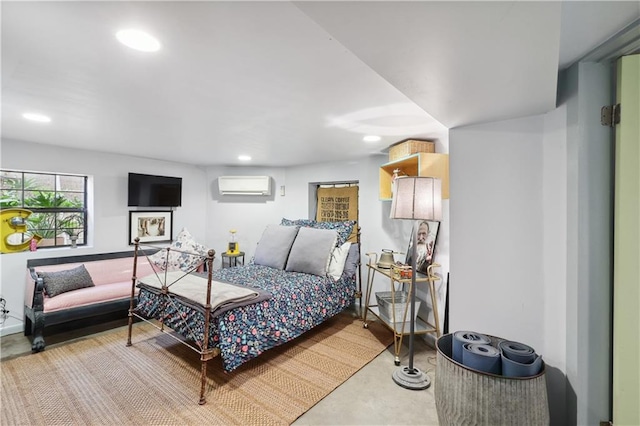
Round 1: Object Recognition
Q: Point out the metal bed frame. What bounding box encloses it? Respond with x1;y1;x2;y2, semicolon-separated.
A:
126;237;216;405
125;227;363;405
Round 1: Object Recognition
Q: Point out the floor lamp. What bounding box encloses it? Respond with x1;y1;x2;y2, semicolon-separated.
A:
390;176;442;390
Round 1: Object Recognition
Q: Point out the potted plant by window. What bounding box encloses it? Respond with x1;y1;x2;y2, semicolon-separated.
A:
23;191;83;247
59;214;84;248
26;212;64;247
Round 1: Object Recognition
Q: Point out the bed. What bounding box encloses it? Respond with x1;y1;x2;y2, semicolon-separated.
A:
126;220;360;404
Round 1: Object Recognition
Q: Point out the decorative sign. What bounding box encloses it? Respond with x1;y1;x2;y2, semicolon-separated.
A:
316;185;359;242
0;208;42;253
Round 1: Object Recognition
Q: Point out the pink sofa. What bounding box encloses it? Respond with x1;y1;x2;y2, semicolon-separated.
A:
25;251;155;352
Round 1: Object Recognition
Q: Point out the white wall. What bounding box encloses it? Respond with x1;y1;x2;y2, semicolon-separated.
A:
562;61;613;426
450;114;573;419
449;116;545;346
542;104;569;423
0;139;209;335
204;166;287;269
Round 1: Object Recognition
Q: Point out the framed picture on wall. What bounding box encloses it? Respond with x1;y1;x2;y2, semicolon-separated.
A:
129;211;173;245
405;220;440;276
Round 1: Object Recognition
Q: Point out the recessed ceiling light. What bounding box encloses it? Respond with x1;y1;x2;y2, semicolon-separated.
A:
22;113;51;123
363;135;381;142
116;29;161;52
238;155;252;161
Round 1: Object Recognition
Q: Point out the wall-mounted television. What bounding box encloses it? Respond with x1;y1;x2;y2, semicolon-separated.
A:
128;173;182;207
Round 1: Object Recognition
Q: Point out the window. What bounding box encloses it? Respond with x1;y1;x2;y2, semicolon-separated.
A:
1;170;88;248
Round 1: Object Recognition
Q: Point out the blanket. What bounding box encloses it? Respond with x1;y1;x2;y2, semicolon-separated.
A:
137;271;270;316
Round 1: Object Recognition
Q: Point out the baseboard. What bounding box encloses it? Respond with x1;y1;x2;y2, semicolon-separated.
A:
1;323;23;337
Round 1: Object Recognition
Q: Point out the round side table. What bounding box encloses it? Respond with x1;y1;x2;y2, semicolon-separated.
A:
221;251;245;268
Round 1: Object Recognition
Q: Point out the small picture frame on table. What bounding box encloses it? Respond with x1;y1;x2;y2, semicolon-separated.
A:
405;220;440;276
129;211;173;245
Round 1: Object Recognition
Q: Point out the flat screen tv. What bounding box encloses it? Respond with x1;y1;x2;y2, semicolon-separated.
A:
128;173;182;207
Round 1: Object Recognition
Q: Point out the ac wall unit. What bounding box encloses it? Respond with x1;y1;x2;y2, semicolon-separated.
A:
218;176;271;195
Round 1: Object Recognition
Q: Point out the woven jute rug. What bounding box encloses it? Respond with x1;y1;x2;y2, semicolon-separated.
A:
1;312;391;426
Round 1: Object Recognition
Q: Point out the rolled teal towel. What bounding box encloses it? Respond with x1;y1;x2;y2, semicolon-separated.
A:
499;340;542;377
453;331;491;363
462;343;501;375
501;353;543;377
499;340;536;364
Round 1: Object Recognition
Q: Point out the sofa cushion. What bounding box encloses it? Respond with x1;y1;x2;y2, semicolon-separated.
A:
26;257;155;309
38;265;95;297
43;281;138;313
83;257;154;286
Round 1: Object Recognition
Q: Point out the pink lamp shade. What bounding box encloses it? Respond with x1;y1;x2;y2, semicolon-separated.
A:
390;176;442;221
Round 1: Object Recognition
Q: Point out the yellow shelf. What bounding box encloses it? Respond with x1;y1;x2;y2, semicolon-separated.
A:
379;153;449;200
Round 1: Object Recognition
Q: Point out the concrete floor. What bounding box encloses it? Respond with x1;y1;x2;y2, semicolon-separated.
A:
295;329;439;425
1;310;440;425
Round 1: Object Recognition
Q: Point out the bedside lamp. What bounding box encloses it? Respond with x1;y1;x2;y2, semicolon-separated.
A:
227;229;239;254
390;176;442;390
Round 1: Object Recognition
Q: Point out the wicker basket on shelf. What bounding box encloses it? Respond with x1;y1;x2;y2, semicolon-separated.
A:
389;139;435;161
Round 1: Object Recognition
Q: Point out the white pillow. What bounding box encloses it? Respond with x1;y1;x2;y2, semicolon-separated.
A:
327;242;352;281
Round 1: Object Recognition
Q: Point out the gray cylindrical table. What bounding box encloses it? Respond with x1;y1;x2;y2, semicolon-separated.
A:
435;333;550;426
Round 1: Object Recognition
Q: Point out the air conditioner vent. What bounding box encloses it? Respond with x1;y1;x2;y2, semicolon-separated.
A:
218;176;271;195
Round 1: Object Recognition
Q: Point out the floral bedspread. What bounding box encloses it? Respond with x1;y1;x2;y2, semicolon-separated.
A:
135;264;356;371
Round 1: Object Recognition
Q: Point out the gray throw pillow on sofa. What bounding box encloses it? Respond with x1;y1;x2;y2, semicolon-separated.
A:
38;264;95;297
253;225;300;270
285;227;338;276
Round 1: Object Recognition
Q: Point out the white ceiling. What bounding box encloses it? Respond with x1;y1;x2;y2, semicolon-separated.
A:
2;1;638;167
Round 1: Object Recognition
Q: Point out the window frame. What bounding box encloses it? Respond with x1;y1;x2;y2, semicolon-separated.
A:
1;169;88;249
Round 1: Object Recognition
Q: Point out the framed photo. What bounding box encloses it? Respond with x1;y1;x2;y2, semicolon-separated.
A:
129;211;173;245
405;220;440;276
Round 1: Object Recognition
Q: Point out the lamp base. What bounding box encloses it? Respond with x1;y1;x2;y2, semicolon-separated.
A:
392;366;431;390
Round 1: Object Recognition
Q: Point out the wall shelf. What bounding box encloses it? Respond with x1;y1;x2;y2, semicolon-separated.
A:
379;153;449;200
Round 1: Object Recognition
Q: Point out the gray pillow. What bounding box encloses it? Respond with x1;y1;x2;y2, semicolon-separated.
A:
38;264;95;297
285;227;338;276
343;243;360;277
253;225;300;270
